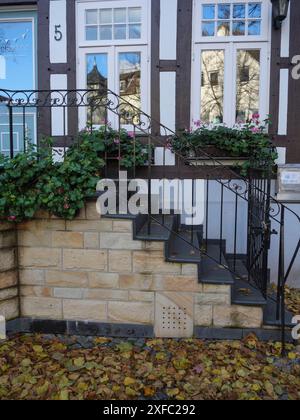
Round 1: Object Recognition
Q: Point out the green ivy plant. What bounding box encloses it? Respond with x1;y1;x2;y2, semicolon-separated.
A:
37;135;105;220
0;126;149;223
0;143;52;223
0;136;105;223
78;126;149;169
168;116;278;174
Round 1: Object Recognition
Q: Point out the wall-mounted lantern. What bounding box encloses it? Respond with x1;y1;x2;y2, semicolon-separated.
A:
271;0;290;29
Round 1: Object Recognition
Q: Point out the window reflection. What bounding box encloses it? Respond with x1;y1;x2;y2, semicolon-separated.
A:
119;52;141;125
202;21;215;36
0;18;36;154
218;4;231;19
217;21;230;36
236;49;260;123
0;20;34;90
248;3;261;18
203;5;215;20
201;2;262;37
248;20;261;35
233;5;245;19
201;50;224;124
86;53;108;125
233;21;245;36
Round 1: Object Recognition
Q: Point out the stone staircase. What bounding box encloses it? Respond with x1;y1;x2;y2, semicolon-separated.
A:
2;202;294;342
104;211;294;340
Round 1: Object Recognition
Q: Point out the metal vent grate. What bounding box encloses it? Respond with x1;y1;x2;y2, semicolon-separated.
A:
155;293;193;338
162;306;188;332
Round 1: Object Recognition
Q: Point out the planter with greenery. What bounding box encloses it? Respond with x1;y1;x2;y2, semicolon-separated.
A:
167;116;278;174
79;126;149;169
0;127;148;223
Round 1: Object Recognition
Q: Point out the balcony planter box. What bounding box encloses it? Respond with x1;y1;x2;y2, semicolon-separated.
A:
182;145;249;167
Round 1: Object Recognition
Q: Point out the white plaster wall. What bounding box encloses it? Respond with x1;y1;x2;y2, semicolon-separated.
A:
159;0;178;60
203;180;248;255
50;74;68;136
278;69;289;136
160;72;176;135
49;0;67;64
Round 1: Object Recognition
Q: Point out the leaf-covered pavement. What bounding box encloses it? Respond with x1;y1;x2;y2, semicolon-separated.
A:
0;333;299;400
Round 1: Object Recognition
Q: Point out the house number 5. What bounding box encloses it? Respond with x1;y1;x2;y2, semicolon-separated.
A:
54;25;63;41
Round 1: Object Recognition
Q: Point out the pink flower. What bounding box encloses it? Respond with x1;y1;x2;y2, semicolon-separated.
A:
194;119;202;128
251;126;259;133
114;139;120;145
252;113;260;120
64;204;70;210
127;131;135;138
165;138;172;150
8;216;16;221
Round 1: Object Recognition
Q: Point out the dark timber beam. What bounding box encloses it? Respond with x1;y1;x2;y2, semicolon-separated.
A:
151;0;161;136
176;0;193;131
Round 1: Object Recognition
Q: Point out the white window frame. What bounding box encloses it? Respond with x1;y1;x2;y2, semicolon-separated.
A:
78;45;149;130
77;0;150;47
76;0;151;130
191;0;272;128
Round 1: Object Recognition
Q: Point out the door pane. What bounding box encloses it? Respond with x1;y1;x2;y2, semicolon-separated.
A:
236;49;260;123
201;50;225;124
218;4;231;19
217;21;230;36
129;24;141;39
86;10;98;25
233;4;246;19
203;5;215;19
114;8;126;24
128;8;141;23
248;20;261;35
86;26;98;40
86;53;108;125
99;9;112;24
202;22;215;36
119;52;141;124
248;3;261;18
0;20;34;90
114;24;126;40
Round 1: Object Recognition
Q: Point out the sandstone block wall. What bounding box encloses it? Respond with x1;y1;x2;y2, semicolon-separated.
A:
0;223;19;320
15;201;263;337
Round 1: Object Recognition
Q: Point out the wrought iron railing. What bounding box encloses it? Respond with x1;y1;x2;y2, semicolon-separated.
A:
1;88;299;353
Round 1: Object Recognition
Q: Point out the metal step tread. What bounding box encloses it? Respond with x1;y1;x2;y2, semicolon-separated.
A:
166;229;201;264
263;296;294;328
232;278;267;307
229;260;267;307
135;215;175;241
102;213;137;220
199;244;234;285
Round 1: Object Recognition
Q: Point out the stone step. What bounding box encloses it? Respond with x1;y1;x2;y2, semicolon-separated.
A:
229;260;267;307
263;296;294;328
199;244;234;285
166;229;201;264
135;215;175;242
